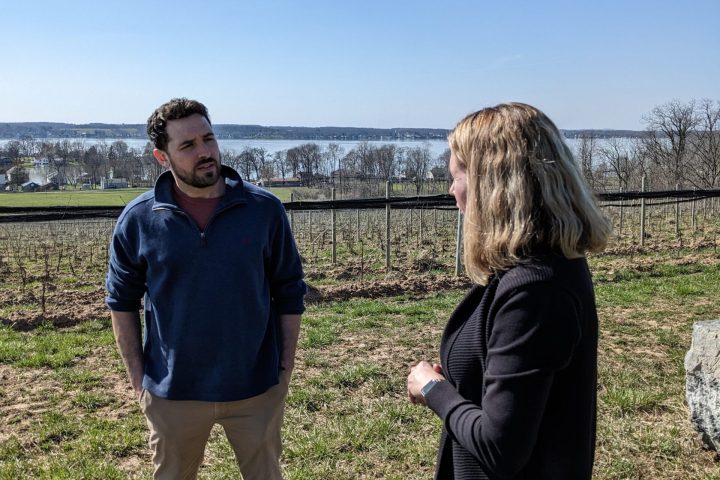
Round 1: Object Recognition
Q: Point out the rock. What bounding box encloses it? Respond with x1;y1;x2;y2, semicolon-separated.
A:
685;320;720;452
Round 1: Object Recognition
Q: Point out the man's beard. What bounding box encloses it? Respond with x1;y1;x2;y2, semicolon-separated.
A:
168;153;222;189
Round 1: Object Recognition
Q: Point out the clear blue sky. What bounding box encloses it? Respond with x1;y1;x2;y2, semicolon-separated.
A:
1;0;717;130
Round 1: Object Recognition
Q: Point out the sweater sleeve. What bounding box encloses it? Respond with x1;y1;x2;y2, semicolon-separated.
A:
267;206;306;314
424;283;582;478
105;215;147;312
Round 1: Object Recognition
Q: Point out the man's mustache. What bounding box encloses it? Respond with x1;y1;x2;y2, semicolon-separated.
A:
196;158;218;168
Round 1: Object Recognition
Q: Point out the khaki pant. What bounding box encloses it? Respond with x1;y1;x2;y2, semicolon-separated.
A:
140;377;289;480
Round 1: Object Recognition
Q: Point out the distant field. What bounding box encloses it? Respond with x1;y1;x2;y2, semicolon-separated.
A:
0;190;150;208
0;186;304;207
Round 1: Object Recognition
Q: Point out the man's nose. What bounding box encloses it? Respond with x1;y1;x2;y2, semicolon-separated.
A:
197;142;211;159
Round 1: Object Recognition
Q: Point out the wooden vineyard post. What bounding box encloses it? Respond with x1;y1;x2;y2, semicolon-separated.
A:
640;176;646;246
385;181;391;272
290;193;295;233
692;188;697;232
675;183;680;237
309;210;313;245
619;186;624;239
409;208;414;240
331;188;336;264
356;209;360;243
455;209;463;277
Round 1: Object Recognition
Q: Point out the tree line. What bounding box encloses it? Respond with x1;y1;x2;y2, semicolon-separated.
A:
0;137;450;195
579;98;720;192
1;139;162;189
222;142;450;194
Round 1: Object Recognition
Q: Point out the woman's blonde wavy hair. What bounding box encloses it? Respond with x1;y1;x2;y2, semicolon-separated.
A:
449;102;611;285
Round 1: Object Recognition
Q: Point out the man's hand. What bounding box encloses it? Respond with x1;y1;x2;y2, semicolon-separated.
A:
279;313;301;384
110;310;144;398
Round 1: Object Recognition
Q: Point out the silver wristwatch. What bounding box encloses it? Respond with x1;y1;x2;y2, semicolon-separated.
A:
420;379;444;399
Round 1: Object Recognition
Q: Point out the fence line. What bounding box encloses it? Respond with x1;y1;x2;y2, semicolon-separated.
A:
3;190;720;278
0;188;720;275
4;188;720;224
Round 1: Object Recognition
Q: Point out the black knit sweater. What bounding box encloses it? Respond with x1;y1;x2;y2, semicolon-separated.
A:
424;255;598;479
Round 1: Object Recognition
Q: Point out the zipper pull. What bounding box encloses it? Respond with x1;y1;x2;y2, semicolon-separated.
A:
200;231;207;247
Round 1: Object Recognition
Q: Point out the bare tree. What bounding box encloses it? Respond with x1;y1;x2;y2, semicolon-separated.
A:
375;144;398;181
221;148;243;176
143;141;164;184
18;134;37;158
259;161;275;181
687;98;720;188
341;149;359;175
238;147;256;180
627;139;652;191
53;140;90;187
576;132;597;190
286;147;301;178
353;142;375;179
108;140;132;179
404;144;432;194
3;140;22;165
64;163;84;187
436;148;451;168
643;99;698;188
598;138;634;192
252;147;270;181
323;143;344;181
273;150;288;180
288;143;321;185
51;140;75;186
81;145;105;187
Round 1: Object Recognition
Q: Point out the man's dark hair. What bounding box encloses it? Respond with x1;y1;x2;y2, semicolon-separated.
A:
147;98;211;151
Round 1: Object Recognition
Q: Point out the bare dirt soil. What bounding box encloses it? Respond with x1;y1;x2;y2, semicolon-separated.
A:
1;268;472;331
4;248;720;331
0;287;107;331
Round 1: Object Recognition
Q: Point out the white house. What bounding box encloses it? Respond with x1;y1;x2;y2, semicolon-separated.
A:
101;177;129;189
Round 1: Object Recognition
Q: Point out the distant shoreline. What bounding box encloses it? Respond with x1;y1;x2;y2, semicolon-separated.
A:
0;122;646;141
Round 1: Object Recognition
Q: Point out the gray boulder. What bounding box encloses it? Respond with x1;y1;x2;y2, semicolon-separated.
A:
685;320;720;452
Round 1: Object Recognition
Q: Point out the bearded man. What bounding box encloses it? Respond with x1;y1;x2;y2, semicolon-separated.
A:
106;98;306;480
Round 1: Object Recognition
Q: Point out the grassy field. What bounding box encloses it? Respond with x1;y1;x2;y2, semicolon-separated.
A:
0;187;317;207
0;180;452;207
1;242;720;478
0;190;150;208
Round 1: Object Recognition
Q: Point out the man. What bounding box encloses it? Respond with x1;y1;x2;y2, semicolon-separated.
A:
106;98;306;479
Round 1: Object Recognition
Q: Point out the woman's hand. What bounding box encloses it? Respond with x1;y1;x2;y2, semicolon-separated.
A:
407;361;446;406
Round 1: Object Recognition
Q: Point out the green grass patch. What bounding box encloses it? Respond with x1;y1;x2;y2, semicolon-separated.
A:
0;189;149;207
0;186;319;207
602;385;668;415
0;320;114;368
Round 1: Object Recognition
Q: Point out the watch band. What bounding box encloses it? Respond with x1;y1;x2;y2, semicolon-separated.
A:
420;378;444;398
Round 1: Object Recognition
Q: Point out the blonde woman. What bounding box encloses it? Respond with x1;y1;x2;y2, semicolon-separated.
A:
407;103;610;480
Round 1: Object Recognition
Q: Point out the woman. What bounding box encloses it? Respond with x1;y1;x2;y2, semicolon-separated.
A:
407;103;611;480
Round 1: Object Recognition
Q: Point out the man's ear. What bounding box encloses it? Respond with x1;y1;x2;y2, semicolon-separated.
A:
153;149;170;168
